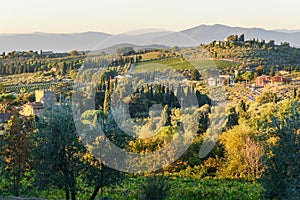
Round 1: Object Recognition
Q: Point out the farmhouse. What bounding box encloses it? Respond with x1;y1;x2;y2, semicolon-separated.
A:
208;77;224;86
208;74;234;86
41;51;54;55
219;74;234;85
35;90;56;107
256;75;287;86
20;90;56;117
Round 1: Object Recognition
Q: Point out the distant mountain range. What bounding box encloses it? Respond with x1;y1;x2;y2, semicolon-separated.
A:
1;24;300;52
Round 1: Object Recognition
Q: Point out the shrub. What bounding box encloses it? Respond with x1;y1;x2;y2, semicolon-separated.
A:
138;176;171;200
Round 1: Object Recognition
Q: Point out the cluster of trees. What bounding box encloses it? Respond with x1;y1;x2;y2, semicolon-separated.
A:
0;105;123;200
0;47;299;199
214;98;299;200
2;95;299;200
1;50;81;59
0;51;86;85
226;34;245;42
0;81;299;200
0;59;83;77
199;35;300;69
233;64;299;82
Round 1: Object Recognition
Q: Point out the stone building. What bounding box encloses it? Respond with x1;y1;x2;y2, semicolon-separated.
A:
35;90;56;107
20;90;56;117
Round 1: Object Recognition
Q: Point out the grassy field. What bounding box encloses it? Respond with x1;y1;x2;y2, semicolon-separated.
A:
101;177;263;200
140;51;163;61
134;57;195;71
5;177;262;200
191;60;239;70
134;57;239;71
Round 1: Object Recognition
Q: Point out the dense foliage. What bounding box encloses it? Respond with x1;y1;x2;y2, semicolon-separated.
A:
0;38;299;199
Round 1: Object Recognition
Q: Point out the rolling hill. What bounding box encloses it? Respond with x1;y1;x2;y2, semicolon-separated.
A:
1;24;300;52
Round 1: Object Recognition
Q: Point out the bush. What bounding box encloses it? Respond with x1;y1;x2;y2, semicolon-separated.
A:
138;176;171;200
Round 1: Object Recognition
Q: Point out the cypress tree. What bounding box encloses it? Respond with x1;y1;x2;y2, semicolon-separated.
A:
103;88;110;114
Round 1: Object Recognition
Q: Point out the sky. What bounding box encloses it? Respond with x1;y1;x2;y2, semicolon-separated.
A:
0;0;299;34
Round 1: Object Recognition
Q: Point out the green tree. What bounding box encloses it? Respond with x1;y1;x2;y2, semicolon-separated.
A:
161;105;170;126
103;88;110;114
238;34;245;42
34;105;86;200
260;101;300;199
1;115;34;196
198;104;210;134
268;40;275;46
82;151;124;200
139;175;171;200
255;66;265;76
190;69;201;81
256;91;277;104
171;46;179;52
218;124;264;179
237;100;247;117
0;83;5;93
226;107;239;128
269;66;275;76
227;35;238;42
70;50;79;57
292;87;297;100
116;47;134;55
241;71;254;81
0;93;15;113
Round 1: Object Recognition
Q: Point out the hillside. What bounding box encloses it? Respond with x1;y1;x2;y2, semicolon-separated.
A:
181;34;300;69
182;24;300;46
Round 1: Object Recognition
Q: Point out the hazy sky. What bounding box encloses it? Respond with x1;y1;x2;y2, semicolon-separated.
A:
0;0;299;34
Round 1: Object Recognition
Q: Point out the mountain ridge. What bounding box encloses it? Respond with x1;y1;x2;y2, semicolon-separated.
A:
1;24;300;52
